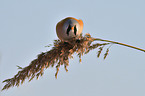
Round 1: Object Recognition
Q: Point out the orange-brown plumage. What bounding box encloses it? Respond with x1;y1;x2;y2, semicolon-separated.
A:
56;17;83;42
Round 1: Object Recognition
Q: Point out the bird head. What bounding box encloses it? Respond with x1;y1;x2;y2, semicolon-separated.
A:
56;17;83;42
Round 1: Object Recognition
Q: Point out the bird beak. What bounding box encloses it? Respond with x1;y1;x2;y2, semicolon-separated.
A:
71;27;74;30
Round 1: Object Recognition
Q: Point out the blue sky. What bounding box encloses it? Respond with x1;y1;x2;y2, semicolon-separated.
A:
0;0;145;96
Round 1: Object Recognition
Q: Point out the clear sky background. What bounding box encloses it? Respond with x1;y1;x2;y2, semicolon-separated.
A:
0;0;145;96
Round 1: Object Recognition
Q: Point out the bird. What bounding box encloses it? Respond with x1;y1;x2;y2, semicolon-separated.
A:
56;17;83;42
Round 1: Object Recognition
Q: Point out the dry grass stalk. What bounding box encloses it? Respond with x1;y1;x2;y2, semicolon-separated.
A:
2;33;145;91
93;38;145;52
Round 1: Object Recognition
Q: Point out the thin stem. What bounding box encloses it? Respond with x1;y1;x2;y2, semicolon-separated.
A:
93;38;145;52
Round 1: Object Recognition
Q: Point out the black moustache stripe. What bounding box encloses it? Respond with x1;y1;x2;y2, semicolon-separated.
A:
66;25;71;36
74;25;77;35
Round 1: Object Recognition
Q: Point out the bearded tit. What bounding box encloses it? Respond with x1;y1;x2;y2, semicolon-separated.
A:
56;17;83;42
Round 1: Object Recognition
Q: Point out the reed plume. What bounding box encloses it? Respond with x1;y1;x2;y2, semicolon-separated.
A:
2;33;144;91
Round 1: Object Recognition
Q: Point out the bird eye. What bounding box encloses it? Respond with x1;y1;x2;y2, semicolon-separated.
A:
66;25;71;36
74;25;77;35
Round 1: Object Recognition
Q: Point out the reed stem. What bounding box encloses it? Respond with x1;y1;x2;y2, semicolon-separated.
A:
93;38;145;52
